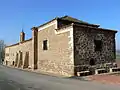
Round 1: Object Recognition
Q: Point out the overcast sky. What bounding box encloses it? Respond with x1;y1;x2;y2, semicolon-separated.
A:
0;0;119;50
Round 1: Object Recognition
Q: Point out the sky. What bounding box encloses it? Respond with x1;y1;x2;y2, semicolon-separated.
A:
0;0;119;50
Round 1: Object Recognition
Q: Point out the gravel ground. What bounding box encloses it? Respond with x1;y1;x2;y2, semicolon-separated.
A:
0;65;120;90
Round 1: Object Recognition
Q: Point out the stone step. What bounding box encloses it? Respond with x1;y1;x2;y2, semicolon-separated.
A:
77;71;90;76
95;68;107;74
109;67;120;72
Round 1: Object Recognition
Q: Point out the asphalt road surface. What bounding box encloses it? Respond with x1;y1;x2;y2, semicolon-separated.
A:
0;65;120;90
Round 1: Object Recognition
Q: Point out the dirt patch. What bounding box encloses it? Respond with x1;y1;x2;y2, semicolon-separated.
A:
89;74;120;85
87;59;120;85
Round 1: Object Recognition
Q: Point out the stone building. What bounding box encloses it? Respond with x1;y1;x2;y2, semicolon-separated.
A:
4;16;117;76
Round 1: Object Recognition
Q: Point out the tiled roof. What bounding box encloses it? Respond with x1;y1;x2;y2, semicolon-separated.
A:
60;15;89;24
59;15;100;27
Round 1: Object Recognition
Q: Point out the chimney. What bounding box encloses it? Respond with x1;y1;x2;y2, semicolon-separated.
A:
20;30;25;42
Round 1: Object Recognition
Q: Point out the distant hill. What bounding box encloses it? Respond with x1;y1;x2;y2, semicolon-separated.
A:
116;50;120;59
117;50;120;55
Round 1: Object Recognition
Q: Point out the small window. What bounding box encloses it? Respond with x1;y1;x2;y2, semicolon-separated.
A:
43;40;48;50
94;40;102;51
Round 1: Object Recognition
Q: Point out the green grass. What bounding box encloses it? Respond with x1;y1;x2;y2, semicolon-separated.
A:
116;55;120;59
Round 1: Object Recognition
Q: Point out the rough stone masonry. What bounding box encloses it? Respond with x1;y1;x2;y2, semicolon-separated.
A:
4;16;117;76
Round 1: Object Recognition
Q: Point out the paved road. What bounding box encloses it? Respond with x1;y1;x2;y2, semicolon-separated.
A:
0;65;120;90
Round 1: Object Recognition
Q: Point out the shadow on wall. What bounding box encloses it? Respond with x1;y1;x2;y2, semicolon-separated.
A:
15;53;18;67
14;51;29;69
23;52;29;69
18;51;23;68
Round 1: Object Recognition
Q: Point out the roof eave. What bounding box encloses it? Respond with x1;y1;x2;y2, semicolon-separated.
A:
36;17;58;29
73;23;118;33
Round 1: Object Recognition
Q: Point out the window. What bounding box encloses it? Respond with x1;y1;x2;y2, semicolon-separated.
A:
94;40;102;51
43;40;48;50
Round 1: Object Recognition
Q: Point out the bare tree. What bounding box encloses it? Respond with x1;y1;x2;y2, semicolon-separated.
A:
0;40;6;64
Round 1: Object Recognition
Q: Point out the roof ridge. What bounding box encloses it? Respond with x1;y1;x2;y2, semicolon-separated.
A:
60;15;89;24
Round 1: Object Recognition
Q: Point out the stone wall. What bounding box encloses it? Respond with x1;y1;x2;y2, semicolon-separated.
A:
5;44;19;66
73;25;116;68
4;22;75;76
38;24;74;76
4;40;32;68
